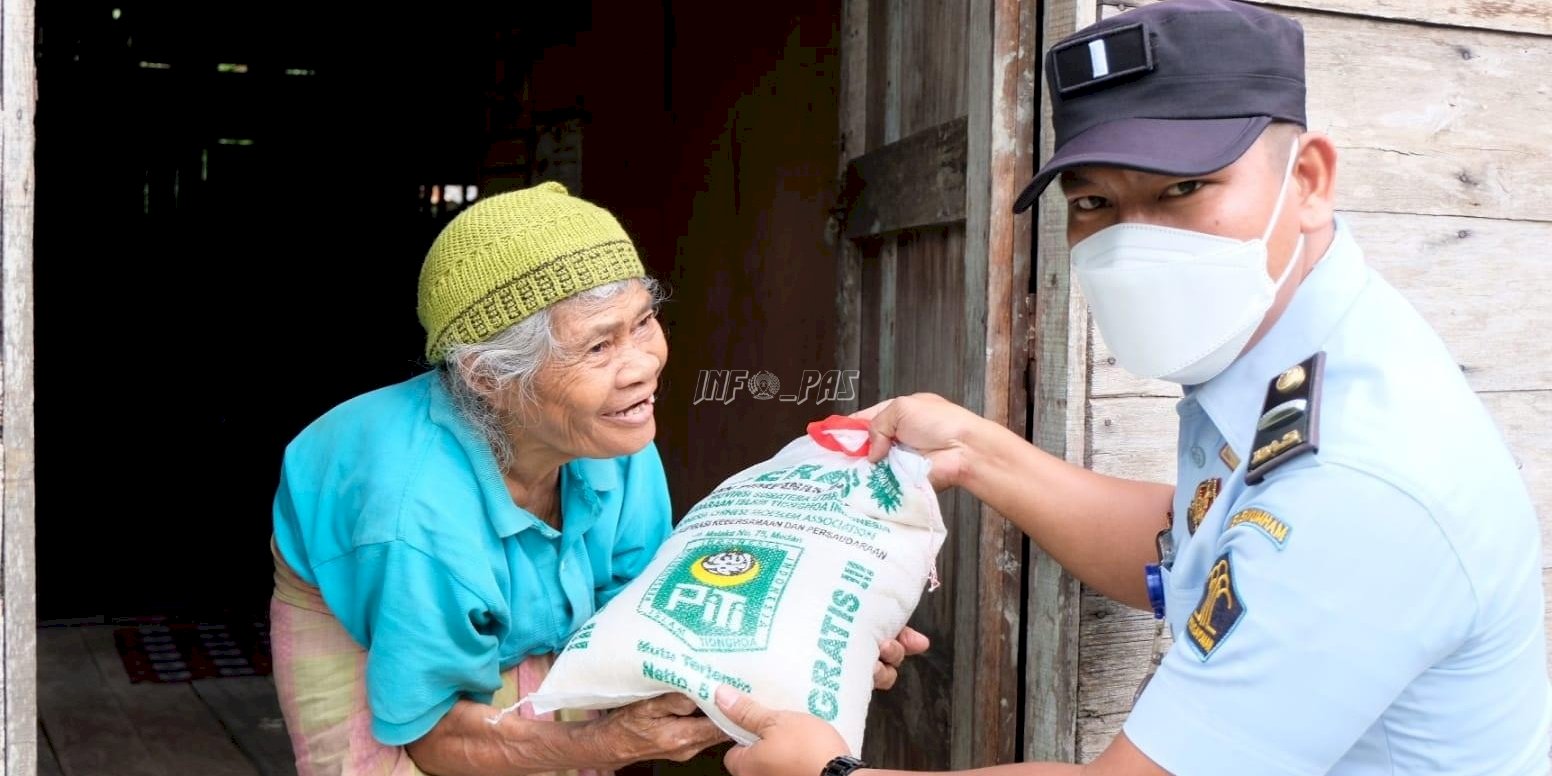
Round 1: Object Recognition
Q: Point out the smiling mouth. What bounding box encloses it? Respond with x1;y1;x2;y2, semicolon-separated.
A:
605;395;655;420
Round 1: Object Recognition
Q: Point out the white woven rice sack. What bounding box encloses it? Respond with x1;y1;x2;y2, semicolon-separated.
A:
521;417;946;753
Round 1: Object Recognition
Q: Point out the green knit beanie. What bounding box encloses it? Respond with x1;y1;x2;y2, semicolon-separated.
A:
417;181;646;362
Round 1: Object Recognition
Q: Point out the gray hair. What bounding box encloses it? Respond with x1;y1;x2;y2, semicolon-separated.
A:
441;276;665;467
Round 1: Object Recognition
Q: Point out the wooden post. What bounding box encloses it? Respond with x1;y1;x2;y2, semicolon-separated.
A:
832;0;869;416
965;0;1038;764
1;0;38;771
1023;0;1087;764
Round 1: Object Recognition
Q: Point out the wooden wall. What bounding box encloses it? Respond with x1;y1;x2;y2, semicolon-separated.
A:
2;0;38;770
851;2;980;768
836;0;1036;766
1039;0;1552;760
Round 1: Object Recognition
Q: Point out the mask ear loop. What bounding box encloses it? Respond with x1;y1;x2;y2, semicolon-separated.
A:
1264;136;1306;290
1261;136;1303;244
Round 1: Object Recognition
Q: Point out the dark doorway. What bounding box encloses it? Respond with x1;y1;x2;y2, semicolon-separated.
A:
37;1;843;626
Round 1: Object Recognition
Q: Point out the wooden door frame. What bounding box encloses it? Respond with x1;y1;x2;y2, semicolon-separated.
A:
833;0;1040;765
2;0;39;772
969;0;1037;765
1022;0;1095;763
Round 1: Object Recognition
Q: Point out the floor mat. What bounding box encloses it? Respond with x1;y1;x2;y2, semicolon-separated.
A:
112;618;272;683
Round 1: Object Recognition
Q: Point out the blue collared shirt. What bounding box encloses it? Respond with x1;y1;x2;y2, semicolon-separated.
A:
271;370;671;746
1125;220;1551;774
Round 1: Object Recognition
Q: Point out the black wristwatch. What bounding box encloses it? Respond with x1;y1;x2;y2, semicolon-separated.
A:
821;755;868;776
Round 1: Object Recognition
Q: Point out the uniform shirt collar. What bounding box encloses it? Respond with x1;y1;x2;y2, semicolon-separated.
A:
1185;218;1372;460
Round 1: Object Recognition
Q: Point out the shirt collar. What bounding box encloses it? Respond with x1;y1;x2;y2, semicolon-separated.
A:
427;371;622;538
1185;217;1371;459
567;457;621;492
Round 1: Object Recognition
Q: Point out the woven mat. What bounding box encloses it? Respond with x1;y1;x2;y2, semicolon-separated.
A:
112;618;272;683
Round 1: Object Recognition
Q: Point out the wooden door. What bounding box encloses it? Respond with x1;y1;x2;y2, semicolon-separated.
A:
832;0;1037;767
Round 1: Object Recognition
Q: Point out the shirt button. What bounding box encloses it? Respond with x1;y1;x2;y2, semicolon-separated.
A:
1190;445;1206;468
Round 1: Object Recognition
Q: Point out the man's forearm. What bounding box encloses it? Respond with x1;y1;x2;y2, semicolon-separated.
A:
960;421;1172;609
405;700;612;776
860;764;1082;776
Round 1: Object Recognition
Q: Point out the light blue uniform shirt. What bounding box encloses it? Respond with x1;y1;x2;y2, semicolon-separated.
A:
271;370;672;746
1125;220;1551;775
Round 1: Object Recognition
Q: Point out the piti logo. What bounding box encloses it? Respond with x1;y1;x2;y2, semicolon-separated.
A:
640;538;802;652
694;551;761;585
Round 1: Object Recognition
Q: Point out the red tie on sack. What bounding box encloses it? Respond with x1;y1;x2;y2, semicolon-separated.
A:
806;415;872;458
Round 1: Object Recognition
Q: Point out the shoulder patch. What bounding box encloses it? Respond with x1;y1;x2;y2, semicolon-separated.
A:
1186;553;1245;661
1225;508;1291;549
1246;352;1325;485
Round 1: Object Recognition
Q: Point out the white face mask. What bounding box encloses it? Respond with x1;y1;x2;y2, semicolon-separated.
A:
1071;138;1306;385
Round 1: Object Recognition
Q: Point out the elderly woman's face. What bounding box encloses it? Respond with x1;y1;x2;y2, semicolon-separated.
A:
519;282;667;461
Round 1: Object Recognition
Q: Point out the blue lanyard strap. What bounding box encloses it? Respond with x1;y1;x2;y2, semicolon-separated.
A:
1144;562;1166;619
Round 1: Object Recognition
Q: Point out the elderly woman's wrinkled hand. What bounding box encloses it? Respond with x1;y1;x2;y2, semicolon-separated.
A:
586;693;729;767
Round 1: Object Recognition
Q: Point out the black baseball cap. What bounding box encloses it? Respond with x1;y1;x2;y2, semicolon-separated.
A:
1012;0;1306;214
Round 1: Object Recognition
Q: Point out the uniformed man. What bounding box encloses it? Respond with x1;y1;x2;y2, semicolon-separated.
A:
709;1;1552;774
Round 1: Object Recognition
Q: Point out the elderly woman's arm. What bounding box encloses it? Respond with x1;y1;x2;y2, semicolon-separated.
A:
405;694;728;776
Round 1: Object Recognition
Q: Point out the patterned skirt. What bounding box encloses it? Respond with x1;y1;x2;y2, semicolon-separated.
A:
269;538;607;776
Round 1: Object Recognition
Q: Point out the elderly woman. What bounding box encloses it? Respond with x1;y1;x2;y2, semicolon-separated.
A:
268;182;925;776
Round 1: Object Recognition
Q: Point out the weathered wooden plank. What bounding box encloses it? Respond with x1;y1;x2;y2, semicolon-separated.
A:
877;243;898;401
835;253;865;417
828;10;868;126
80;625;260;776
901;0;970;136
835;243;864;417
192;678;299;776
37;627;163;776
885;0;904;144
1107;0;1552;38
1023;0;1087;764
842;117;969;239
1088;397;1176;483
1;598;5;774
1003;0;1037;449
965;0;996;416
1025;542;1082;763
1261;0;1552;37
1076;589;1157;762
1078;395;1169;762
999;0;1044;741
833;0;871;416
859;244;885;411
865;0;893;151
860;227;973;770
1088;6;1552;222
903;228;978;770
1093;213;1552;398
965;0;1033;764
3;0;39;770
